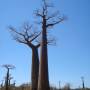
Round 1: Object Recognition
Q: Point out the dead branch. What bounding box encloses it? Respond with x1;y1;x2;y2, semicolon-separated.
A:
9;23;41;48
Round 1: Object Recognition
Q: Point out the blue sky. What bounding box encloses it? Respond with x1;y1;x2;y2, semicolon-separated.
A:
0;0;90;88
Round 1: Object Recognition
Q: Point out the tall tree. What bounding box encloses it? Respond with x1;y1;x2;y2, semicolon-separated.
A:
9;23;40;90
2;64;15;90
35;0;65;90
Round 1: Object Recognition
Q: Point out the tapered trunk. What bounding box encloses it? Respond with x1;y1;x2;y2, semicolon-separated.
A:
38;16;50;90
5;69;9;90
31;47;39;90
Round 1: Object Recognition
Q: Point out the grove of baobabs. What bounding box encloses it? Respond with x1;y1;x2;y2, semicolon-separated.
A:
0;0;89;90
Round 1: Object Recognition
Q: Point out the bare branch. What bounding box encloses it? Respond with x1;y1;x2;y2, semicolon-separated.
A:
35;34;56;46
46;11;59;20
14;36;27;44
9;26;25;37
42;38;56;45
46;16;66;28
2;64;15;69
9;23;41;48
30;31;41;42
9;26;27;43
35;10;43;17
34;0;66;31
23;23;32;38
35;0;51;17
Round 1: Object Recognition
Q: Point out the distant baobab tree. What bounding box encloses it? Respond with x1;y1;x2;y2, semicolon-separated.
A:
2;64;15;90
81;76;85;89
9;23;41;90
34;0;66;90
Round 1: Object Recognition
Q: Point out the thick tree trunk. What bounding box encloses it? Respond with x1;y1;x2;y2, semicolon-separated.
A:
38;17;50;90
31;47;39;90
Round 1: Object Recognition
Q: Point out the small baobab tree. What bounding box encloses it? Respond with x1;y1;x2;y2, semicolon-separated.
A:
2;64;15;90
34;0;66;90
9;23;41;90
81;76;85;90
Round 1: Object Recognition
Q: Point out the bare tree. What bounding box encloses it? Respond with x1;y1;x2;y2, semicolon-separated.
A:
2;64;15;90
9;23;41;90
35;0;66;90
81;77;85;90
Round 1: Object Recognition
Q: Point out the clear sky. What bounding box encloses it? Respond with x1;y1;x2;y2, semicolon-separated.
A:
0;0;90;88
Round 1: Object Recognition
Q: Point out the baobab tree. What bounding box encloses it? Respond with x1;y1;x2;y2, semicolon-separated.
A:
81;76;85;90
9;23;41;90
2;64;15;90
35;0;66;90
